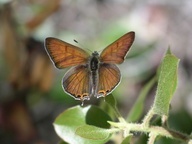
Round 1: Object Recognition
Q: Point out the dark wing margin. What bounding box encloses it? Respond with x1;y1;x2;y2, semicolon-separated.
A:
45;37;89;69
100;31;135;64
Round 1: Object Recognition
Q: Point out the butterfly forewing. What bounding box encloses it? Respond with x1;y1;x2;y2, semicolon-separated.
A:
45;37;89;69
97;63;121;97
62;65;90;101
100;32;135;64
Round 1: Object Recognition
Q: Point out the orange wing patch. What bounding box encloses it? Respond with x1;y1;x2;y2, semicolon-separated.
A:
100;32;135;64
45;37;89;69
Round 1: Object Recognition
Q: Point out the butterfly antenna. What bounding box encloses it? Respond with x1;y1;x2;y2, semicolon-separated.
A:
73;39;78;43
74;39;92;53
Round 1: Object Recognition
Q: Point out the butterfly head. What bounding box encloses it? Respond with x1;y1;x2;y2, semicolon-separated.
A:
92;51;99;57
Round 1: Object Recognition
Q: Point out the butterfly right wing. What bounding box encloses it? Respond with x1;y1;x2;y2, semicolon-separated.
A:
45;37;90;69
62;65;91;101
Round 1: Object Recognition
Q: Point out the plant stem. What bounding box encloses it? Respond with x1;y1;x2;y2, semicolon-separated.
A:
148;133;157;144
142;108;154;127
110;122;190;142
126;123;190;142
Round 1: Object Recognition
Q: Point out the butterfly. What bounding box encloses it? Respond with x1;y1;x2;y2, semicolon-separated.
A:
45;31;135;102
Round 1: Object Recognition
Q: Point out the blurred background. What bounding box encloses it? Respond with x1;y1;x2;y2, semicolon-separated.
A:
0;0;192;144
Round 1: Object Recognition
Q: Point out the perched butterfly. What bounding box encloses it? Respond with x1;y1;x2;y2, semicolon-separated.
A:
45;31;135;102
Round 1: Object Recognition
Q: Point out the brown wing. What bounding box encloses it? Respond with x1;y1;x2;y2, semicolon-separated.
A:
45;37;90;69
97;63;121;97
100;31;135;64
62;65;91;101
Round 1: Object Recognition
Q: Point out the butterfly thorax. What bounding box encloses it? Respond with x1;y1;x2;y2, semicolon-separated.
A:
89;51;99;71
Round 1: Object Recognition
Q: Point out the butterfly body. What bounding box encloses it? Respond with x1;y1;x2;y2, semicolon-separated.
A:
89;51;100;98
45;31;135;101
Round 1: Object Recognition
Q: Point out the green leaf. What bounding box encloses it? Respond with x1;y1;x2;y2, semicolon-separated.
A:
58;140;68;144
105;94;125;123
121;135;132;144
166;47;171;54
127;76;157;122
99;99;116;121
152;48;180;116
76;125;112;140
86;106;112;128
53;105;112;144
105;94;117;109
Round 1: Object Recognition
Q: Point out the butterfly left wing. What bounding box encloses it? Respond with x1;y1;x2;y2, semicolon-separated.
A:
97;63;121;97
62;65;91;101
45;37;89;69
100;31;135;64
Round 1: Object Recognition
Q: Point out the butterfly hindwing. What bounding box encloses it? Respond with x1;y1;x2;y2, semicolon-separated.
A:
100;32;135;64
97;63;121;97
62;65;91;101
45;37;89;69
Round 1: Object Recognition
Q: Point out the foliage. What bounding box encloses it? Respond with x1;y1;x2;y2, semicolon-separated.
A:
53;48;192;144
